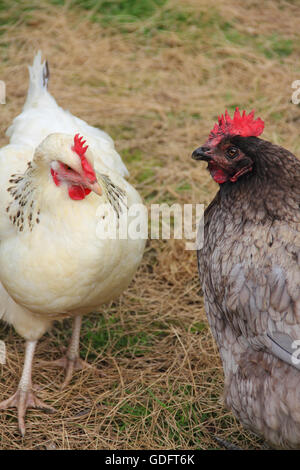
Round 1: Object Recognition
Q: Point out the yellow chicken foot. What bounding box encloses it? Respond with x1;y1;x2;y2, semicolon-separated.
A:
39;315;97;389
0;340;55;436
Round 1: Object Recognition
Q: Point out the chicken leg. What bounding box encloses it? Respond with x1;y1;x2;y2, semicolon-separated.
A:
40;315;96;389
0;340;55;436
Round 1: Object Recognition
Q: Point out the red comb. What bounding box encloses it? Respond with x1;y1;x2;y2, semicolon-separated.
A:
72;134;96;182
208;108;264;145
72;133;88;157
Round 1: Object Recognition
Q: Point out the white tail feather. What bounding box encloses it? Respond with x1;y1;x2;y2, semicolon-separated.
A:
23;50;49;111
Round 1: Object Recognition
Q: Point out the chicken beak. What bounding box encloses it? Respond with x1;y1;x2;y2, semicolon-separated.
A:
192;146;212;162
87;180;102;196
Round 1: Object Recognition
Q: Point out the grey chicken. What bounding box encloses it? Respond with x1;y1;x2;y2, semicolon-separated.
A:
192;108;300;449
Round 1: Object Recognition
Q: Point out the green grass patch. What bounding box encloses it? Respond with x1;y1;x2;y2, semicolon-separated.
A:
122;148;143;163
258;34;293;58
176;182;192;192
116;401;152;430
80;314;165;358
0;0;36;29
190;321;207;333
136;167;155;183
221;21;251;46
50;0;167;22
142;7;202;36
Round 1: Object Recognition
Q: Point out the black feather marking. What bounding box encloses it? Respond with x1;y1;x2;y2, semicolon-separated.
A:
100;174;126;218
43;60;50;88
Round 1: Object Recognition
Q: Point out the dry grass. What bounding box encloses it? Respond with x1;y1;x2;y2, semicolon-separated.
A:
0;0;299;449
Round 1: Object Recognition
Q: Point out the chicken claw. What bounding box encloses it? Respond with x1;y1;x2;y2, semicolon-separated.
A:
0;340;55;436
39;355;97;390
38;314;98;389
0;388;55;437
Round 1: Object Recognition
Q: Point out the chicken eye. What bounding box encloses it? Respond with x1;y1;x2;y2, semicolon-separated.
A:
65;165;72;171
226;146;239;159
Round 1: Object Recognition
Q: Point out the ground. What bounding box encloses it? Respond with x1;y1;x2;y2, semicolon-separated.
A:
0;0;299;450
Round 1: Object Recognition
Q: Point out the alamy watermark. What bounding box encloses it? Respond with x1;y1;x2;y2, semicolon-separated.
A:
291;80;300;104
0;340;6;364
292;340;300;365
0;81;5;104
95;200;204;250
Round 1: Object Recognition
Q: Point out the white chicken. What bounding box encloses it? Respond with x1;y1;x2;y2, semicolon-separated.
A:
0;52;146;435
